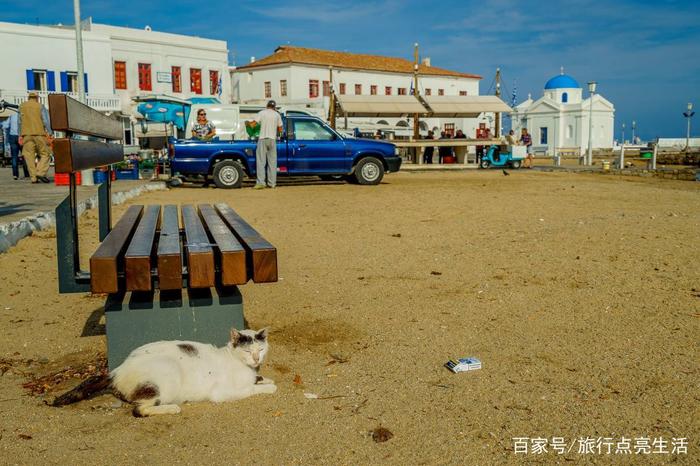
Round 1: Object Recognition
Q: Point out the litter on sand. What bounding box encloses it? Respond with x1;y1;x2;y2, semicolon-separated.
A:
445;357;482;373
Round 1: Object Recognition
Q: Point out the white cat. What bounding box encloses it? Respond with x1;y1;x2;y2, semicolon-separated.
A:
52;328;276;416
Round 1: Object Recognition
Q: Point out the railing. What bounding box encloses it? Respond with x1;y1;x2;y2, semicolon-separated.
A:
0;89;121;112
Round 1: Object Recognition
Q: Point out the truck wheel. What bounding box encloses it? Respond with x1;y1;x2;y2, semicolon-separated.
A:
510;160;522;169
212;160;244;189
353;157;384;185
480;159;491;169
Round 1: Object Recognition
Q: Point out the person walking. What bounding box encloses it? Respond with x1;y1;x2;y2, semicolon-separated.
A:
1;112;29;180
249;100;283;189
520;128;534;168
18;92;52;183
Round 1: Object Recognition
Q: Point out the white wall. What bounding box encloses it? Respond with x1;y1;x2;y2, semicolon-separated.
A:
0;22;114;94
92;24;230;113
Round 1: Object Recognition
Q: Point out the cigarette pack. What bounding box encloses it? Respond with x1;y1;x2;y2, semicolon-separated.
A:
445;357;482;373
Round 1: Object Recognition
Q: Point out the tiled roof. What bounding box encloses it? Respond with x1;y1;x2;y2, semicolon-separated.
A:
235;46;482;80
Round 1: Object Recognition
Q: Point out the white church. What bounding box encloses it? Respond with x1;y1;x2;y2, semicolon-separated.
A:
511;70;615;155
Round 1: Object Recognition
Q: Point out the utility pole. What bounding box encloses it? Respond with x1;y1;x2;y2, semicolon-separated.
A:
494;68;501;138
587;81;596;166
631;120;636;145
73;0;86;103
328;66;336;129
684;102;694;151
412;42;420;141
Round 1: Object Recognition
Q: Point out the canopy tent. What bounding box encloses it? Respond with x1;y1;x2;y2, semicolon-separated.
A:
334;94;512;119
133;94;191;131
420;95;512;118
335;95;427;117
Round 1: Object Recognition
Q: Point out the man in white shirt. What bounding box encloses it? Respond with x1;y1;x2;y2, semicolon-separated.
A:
250;100;283;189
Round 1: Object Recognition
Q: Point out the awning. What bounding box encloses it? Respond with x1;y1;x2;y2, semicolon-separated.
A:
335;95;427;117
421;95;512;117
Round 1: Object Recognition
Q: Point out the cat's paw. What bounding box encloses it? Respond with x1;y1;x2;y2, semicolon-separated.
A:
257;377;275;385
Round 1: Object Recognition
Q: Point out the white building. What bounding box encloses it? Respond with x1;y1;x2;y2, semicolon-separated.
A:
511;72;615;154
0;20;230;141
231;46;484;137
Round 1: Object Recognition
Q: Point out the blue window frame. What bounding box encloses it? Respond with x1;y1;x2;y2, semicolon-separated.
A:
540;127;548;144
562;92;568;103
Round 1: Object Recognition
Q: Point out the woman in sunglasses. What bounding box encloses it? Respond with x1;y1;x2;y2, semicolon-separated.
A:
191;109;216;141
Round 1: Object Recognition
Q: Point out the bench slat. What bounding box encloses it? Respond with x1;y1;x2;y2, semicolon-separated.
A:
53;139;124;174
198;204;247;286
215;203;278;283
90;205;144;294
48;94;123;140
157;205;183;290
181;205;215;288
124;205;161;291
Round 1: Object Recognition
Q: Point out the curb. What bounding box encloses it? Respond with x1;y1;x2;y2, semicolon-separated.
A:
0;182;167;254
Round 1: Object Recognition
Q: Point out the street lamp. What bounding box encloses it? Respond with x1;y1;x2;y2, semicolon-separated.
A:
587;81;596;165
684;102;695;151
621;122;626;145
631;120;636;145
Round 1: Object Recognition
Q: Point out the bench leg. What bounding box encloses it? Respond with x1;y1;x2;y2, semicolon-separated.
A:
104;285;245;370
56;194;90;293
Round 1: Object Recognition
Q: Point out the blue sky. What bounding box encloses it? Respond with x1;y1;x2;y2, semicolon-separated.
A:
2;0;699;139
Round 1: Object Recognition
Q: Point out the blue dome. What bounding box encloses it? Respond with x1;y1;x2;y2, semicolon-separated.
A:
544;74;580;89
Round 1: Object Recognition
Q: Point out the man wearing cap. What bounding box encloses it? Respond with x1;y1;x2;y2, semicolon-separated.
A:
18;91;52;183
248;100;283;189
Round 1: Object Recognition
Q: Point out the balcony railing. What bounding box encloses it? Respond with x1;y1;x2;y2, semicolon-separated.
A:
0;90;121;112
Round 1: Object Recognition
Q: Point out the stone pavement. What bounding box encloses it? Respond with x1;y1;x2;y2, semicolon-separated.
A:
0;166;166;252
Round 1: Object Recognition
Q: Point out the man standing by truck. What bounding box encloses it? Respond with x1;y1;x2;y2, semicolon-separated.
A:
248;100;283;189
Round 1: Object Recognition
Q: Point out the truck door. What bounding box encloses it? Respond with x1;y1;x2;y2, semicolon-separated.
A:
287;118;349;174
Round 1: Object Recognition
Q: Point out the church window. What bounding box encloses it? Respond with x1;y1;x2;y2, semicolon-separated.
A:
540;127;548;144
562;92;568;103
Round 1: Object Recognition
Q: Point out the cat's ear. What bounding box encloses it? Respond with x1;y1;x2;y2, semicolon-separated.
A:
230;328;241;346
255;328;269;341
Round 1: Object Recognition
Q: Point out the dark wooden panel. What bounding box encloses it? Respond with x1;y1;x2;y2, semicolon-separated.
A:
198;204;247;285
181;205;215;288
48;94;123;140
125;205;161;292
90;205;143;294
53;138;124;173
215;203;278;283
157;205;183;290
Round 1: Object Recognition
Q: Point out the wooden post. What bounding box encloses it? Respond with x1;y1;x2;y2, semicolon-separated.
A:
495;67;501;138
328;66;336;129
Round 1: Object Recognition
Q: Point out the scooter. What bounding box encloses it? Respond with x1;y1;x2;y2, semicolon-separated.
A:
479;144;526;169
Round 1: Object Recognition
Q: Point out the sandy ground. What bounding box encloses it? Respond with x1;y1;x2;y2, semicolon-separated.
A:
0;171;698;465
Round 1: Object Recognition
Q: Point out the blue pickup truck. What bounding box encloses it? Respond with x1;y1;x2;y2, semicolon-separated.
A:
170;114;402;188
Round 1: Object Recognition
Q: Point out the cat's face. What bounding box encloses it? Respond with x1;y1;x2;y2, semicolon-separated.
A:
230;328;269;369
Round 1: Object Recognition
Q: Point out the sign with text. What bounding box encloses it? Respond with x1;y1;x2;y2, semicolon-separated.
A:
156;72;172;83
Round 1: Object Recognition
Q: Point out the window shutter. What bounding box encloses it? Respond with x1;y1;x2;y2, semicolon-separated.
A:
84;73;89;93
26;69;35;90
60;72;69;92
47;71;56;92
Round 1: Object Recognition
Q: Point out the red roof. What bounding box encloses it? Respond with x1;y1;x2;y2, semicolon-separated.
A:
236;46;482;80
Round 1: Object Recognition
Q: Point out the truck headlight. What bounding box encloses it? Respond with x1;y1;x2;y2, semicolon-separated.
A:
394;147;400;156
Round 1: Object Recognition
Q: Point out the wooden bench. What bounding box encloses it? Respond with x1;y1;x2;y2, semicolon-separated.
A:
52;95;277;369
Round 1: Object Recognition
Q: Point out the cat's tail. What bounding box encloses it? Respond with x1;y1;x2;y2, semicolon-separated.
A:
50;374;111;407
